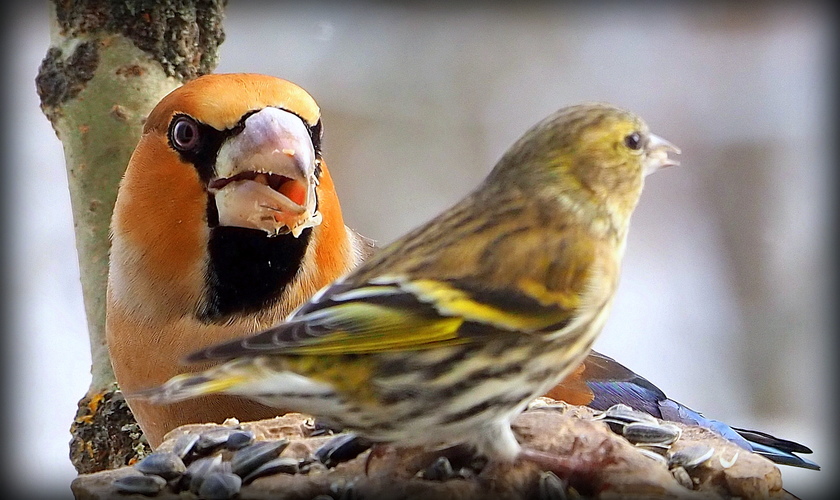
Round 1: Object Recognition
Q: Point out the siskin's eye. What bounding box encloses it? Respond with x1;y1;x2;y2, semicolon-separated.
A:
624;132;642;151
170;116;200;151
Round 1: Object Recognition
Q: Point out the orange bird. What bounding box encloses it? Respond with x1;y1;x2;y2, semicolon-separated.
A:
106;74;373;447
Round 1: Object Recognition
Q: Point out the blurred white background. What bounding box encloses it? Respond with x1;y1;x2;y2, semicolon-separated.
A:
6;2;833;498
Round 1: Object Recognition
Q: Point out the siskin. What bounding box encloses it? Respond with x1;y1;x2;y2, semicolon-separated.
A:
135;102;679;465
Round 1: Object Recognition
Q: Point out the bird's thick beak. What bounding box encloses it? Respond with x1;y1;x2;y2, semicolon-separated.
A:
209;107;322;237
644;133;681;176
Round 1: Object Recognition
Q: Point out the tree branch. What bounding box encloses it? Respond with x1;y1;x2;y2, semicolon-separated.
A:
36;0;226;473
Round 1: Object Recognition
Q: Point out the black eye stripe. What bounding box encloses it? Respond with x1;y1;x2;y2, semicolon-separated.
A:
309;118;323;153
167;108;323;185
167;113;227;184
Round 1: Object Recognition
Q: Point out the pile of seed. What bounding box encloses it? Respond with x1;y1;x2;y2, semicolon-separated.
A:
112;405;727;497
73;406;786;500
592;403;723;489
112;425;335;498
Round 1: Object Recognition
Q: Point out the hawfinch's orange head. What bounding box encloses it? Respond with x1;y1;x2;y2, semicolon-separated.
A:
145;73;324;237
111;74;344;323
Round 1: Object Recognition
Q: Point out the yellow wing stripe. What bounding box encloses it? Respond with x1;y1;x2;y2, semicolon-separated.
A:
197;375;251;394
286;302;466;355
517;278;581;310
150;372;250;401
403;279;572;332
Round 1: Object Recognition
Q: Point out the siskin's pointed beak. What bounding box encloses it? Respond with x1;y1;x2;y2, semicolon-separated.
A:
644;133;681;175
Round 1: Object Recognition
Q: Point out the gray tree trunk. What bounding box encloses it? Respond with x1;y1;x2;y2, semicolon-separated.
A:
35;0;226;474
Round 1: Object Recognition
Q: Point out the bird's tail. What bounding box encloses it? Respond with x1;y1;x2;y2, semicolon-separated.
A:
729;426;820;470
560;351;821;470
128;363;252;404
127;356;338;412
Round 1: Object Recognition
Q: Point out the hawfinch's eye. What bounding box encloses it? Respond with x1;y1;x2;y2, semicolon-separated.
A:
624;132;642;151
170;116;200;151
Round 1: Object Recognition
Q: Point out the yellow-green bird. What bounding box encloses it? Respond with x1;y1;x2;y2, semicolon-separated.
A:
136;103;679;465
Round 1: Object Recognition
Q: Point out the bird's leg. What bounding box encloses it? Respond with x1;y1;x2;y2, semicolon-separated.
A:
363;443;390;475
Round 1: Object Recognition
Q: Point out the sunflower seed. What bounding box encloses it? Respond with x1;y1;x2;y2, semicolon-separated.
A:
225;430;255;450
595;403;659;425
171;433;200;460
230;439;289;477
195;428;237;454
197;471;242;500
178;454;225;494
242;456;301;484
669;444;714;469
315;433;372;468
623;422;681;446
134;451;186;480
113;474;167;495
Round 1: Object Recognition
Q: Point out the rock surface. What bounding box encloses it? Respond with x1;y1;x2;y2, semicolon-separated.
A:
71;401;795;499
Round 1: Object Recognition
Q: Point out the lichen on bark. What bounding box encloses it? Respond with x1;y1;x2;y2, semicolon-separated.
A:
50;0;225;81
